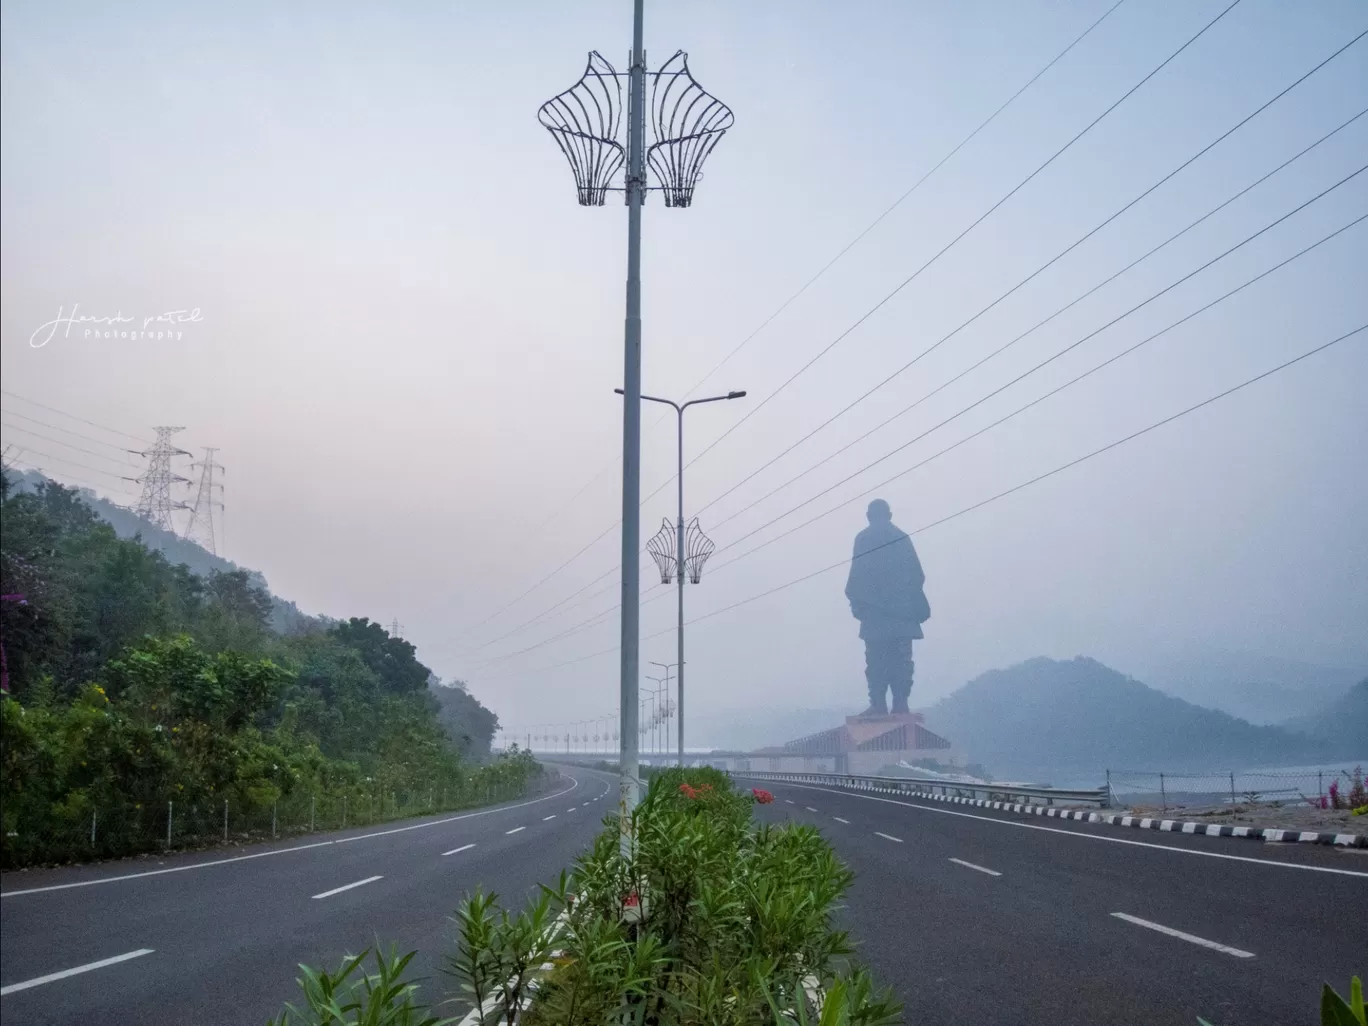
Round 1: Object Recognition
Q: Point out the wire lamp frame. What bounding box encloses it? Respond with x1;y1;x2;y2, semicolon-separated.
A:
646;517;715;585
538;50;733;208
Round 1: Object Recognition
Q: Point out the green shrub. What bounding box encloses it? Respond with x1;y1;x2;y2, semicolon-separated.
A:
454;769;901;1026
267;945;456;1026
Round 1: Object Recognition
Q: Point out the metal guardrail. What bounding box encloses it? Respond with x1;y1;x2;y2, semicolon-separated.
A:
739;769;1111;807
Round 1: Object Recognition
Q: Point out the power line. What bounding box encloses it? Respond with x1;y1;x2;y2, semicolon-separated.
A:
517;0;1242;628
478;323;1363;681
0;421;145;467
2;457;134;498
469;207;1365;671
466;146;1367;659
680;0;1130;399
705;117;1368;533
704;213;1366;573
685;325;1365;629
0;390;152;444
456;1;1132;633
696;38;1367;520
0;444;139;484
681;0;1243;474
0;408;144;458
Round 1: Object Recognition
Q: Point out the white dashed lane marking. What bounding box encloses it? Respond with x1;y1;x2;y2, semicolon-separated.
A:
312;876;383;900
1111;913;1255;959
949;857;1001;877
506;826;526;835
442;844;475;856
875;832;904;843
833;817;850;824
0;949;154;996
542;815;557;821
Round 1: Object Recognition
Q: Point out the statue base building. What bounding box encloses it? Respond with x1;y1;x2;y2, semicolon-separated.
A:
730;710;959;776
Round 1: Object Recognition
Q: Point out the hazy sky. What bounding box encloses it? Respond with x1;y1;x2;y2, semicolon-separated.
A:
3;1;1366;738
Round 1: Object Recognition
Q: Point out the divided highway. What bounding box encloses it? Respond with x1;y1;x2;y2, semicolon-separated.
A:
7;765;1365;1024
742;775;1368;1026
0;766;618;1025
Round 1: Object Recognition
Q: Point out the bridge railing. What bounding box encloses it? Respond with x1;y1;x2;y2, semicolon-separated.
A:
736;769;1111;807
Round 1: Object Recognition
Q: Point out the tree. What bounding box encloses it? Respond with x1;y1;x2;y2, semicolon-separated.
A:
329;618;429;694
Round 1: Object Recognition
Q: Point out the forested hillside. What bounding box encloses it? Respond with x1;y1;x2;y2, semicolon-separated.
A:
923;656;1332;780
0;472;523;866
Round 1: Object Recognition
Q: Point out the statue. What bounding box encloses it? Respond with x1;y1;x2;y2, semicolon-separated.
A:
844;499;930;716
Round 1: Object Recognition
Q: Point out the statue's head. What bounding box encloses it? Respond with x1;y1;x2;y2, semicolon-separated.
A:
866;498;892;524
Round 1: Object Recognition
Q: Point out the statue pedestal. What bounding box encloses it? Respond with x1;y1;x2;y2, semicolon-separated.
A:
845;711;924;746
723;707;959;775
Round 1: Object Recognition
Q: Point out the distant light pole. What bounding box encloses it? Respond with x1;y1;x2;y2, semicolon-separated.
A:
649;660;676;759
626;389;746;766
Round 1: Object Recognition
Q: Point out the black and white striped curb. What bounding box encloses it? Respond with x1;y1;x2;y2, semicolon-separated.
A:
751;776;1367;848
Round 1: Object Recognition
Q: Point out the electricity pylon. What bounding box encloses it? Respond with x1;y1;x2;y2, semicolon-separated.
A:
183;447;225;555
130;427;192;531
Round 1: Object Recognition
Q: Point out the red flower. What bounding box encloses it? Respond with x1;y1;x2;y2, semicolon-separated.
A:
623;892;640;908
751;788;774;804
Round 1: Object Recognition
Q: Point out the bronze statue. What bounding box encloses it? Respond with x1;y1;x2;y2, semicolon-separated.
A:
844;499;930;716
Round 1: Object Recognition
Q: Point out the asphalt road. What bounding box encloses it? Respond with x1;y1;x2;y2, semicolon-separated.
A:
0;765;619;1025
741;775;1368;1026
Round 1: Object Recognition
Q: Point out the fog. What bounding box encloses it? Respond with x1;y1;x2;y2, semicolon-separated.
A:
3;0;1365;741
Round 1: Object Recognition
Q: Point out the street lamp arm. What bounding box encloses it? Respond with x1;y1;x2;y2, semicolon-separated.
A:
614;387;680;412
681;391;745;410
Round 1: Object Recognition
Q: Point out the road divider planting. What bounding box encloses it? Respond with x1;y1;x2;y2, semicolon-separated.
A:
268;768;901;1025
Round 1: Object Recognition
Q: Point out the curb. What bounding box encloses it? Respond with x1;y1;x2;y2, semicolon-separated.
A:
750;776;1367;848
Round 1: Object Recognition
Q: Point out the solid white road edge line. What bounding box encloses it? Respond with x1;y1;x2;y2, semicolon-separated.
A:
875;832;904;843
506;826;526;835
312;876;383;900
443;844;476;856
949;857;1002;877
1110;913;1255;958
748;780;1368;879
2;774;586;898
0;949;155;997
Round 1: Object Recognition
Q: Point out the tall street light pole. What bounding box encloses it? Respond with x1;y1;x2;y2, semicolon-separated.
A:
624;388;746;766
539;6;732;855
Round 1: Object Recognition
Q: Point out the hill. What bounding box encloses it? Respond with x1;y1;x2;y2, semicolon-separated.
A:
8;467;315;633
921;656;1329;781
1283;679;1368;753
1133;646;1361;724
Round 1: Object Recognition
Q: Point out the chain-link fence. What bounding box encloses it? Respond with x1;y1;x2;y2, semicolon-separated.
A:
1106;765;1365;812
2;766;554;869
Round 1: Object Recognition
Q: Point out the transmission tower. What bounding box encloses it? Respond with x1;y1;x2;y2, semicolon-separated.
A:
388;618;405;638
183;447;225;555
130;427;192;531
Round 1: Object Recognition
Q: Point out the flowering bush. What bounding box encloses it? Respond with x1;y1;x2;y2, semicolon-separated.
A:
459;767;899;1025
752;788;775;804
1346;767;1367;810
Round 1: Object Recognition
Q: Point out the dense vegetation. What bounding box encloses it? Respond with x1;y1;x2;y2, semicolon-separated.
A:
270;768;900;1025
0;473;530;867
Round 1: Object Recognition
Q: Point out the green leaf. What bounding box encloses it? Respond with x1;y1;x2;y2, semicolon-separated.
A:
1324;981;1365;1026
